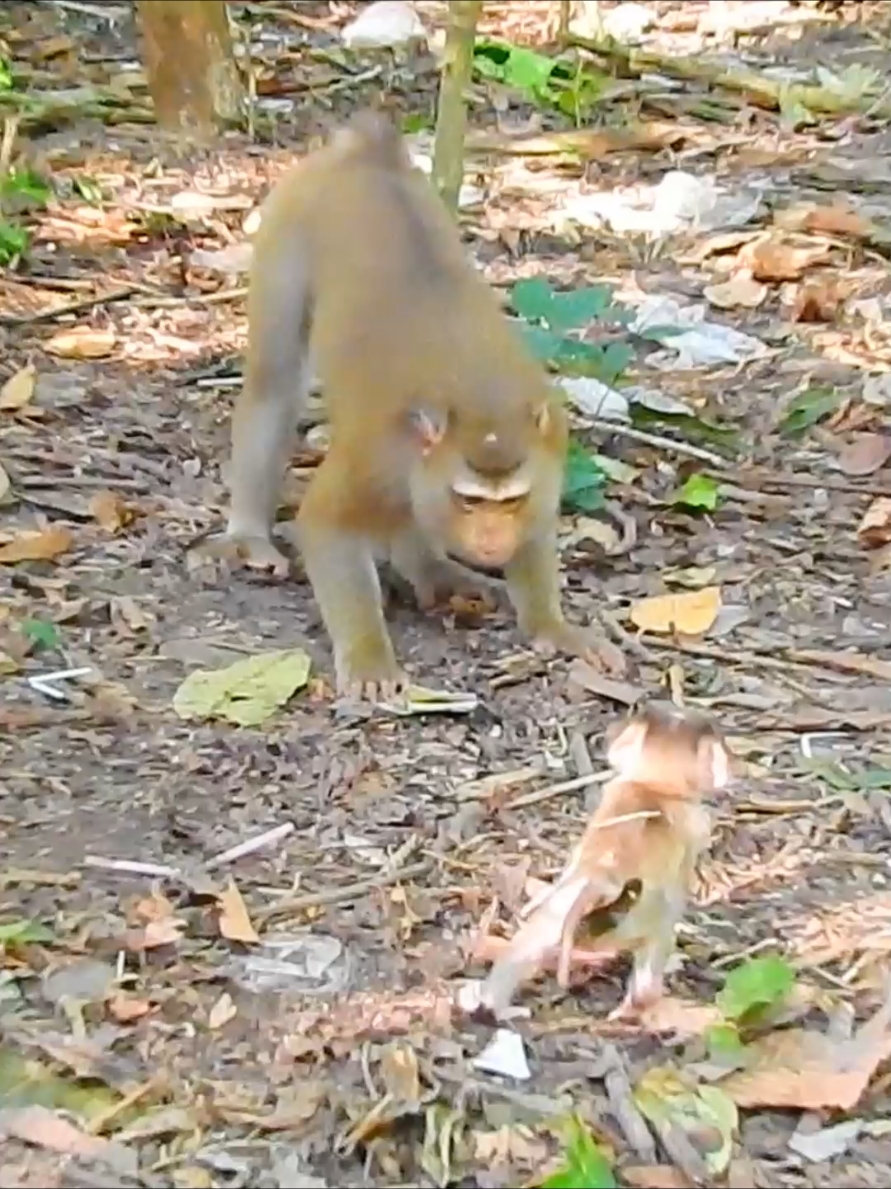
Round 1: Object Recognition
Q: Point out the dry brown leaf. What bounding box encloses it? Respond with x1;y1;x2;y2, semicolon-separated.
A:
0;460;10;503
721;998;891;1110
623;1165;695;1189
0;524;73;564
629;587;722;635
107;993;153;1023
218;877;260;944
857;497;891;548
774;202;874;240
44;326;117;359
837;434;891;477
0;1104;134;1169
90;489;131;533
784;280;846;324
703;273;767;310
0;363;36;410
738;236;831;282
208;991;238;1030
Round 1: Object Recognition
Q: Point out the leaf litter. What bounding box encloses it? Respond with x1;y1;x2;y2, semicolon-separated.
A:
3;1;891;1186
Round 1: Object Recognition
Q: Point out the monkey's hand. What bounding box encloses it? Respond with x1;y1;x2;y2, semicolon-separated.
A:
188;530;292;577
530;619;626;677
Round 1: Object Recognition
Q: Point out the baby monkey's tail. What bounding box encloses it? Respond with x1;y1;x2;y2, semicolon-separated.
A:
331;109;410;170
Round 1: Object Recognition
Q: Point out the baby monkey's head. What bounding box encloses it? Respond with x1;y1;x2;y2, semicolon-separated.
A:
606;704;731;800
405;396;565;572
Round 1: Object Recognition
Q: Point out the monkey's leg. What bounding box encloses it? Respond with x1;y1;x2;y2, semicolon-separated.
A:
608;882;685;1019
505;533;617;669
298;458;404;702
223;239;313;574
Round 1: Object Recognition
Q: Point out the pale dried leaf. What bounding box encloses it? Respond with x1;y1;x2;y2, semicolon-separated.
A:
0;460;9;503
837;434;891;477
90;489;127;532
703;274;767;310
217;878;260;944
208;991;238;1030
44;326;117;359
857;497;891;548
739;236;831;282
0;524;73;563
0;363;36;410
629;587;722;635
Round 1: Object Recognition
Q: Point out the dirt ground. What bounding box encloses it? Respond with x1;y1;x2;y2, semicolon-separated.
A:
2;2;891;1186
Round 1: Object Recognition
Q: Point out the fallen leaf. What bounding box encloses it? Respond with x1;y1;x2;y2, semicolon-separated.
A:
217;878;260;944
858;497;891;548
0;524;73;563
0;1105;137;1175
720;994;891;1110
208;991;238;1030
107;993;153;1023
90;490;131;533
0;460;9;503
567;659;645;705
623;1165;694;1189
837;434;891;477
738;236;831;282
0;363;36;409
774;202;875;240
634;1069;737;1178
703;273;767;310
784;279;846;323
44;326;117;359
629;587;722;635
172;648;312;727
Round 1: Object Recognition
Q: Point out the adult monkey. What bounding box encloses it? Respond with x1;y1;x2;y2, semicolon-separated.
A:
210;111;616;700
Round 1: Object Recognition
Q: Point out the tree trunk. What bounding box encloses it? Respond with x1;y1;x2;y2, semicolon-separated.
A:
431;0;483;214
136;0;244;143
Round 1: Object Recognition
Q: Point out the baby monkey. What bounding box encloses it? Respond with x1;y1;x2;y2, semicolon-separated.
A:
210;110;610;701
479;705;730;1018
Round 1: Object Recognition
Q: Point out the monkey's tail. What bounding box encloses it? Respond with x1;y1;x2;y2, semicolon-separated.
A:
332;109;409;170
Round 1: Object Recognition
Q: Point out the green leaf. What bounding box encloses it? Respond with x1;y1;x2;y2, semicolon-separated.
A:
0;220;28;265
780;386;840;436
518;322;565;363
671;473;720;511
540;1115;616;1189
502;45;559;95
634;1069;737;1179
172;648;312;728
0;919;54;945
73;175;104;205
0;167;51;206
716;955;796;1022
0;60;12;92
630;403;740;453
705;1022;746;1062
546;285;616;332
511;277;557;323
21;618;62;651
562;439;606;512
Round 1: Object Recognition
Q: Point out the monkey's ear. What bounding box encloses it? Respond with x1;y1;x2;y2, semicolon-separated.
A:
705;740;730;791
406;407;446;454
607;719;647;775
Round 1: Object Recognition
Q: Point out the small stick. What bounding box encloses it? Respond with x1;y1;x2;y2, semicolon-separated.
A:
255;860;432;923
589;418;727;467
84;856;180;879
508;769;611;809
208;822;295;867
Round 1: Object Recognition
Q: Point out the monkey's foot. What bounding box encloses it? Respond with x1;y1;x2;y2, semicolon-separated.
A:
191;531;291;577
335;657;408;706
530;622;627;677
608;982;664;1022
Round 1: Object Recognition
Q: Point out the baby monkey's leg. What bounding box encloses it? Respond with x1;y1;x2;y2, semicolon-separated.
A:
298;455;404;702
609;881;687;1019
389;528;501;611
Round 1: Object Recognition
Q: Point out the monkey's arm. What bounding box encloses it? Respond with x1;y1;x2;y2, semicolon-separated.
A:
505;531;611;669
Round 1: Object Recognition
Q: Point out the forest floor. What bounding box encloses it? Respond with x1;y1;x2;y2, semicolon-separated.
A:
2;1;891;1186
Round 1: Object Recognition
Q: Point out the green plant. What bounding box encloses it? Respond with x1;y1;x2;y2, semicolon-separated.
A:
539;1115;616;1189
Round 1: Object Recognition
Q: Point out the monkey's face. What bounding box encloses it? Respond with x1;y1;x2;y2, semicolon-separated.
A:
405;402;563;572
